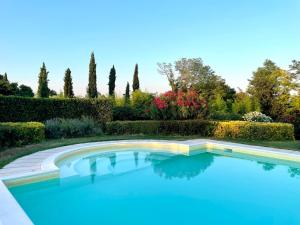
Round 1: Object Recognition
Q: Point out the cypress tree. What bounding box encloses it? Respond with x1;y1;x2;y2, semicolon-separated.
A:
87;52;97;98
132;64;140;91
37;63;50;98
124;82;130;105
3;73;8;82
64;68;74;98
108;65;116;96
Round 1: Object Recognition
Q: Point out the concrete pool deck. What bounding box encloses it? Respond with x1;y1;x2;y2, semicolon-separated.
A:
1;139;300;225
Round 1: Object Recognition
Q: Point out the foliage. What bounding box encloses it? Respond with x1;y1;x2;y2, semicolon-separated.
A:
106;120;294;141
63;68;74;98
132;64;140;91
209;94;228;113
232;91;260;115
37;63;50;98
108;65;116;96
243;111;272;122
105;120;215;136
124;82;130;105
209;112;242;121
213;121;294;141
0;95;112;123
45;117;103;139
131;90;154;119
157;58;235;103
18;85;34;97
0;74;34;97
112;106;140;121
87;52;98;98
247;60;298;119
0;122;45;148
149;90;208;120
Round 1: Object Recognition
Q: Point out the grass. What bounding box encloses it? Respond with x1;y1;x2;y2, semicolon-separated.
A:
0;135;299;168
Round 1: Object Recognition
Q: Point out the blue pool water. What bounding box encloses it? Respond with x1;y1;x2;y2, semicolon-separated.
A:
9;148;300;225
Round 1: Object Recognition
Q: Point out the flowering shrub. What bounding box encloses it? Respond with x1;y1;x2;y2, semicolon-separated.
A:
150;90;207;120
242;111;272;122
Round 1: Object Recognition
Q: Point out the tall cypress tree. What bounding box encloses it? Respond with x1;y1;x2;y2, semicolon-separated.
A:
64;68;74;98
3;73;8;82
108;65;116;96
37;63;50;98
124;82;130;105
132;64;140;91
87;52;97;98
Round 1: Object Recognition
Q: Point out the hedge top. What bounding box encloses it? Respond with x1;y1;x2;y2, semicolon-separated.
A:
0;95;112;123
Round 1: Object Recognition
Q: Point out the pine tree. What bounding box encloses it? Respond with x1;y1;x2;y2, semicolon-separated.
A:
132;64;140;91
108;65;116;96
64;68;74;98
87;52;97;98
37;63;50;98
124;82;130;105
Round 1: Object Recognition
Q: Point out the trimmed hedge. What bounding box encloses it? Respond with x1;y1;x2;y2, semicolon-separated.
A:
106;120;216;136
0;96;112;123
105;120;294;141
0;122;45;148
214;121;294;141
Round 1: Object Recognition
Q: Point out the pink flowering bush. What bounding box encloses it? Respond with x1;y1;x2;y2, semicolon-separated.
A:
150;90;207;120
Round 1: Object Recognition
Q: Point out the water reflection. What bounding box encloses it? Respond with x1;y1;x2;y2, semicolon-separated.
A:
257;162;276;171
108;153;117;168
89;157;97;183
145;153;214;180
134;152;139;167
288;167;300;178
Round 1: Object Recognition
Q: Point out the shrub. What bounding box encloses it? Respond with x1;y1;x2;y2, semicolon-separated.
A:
149;90;208;120
105;120;215;136
112;106;141;121
0;96;112;123
278;111;300;140
45;117;103;139
131;90;154;120
243;111;272;122
0;122;45;148
210;112;242;121
213;121;294;141
105;120;294;141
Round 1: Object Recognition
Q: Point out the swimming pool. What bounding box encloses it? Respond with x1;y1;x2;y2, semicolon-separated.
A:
8;146;300;225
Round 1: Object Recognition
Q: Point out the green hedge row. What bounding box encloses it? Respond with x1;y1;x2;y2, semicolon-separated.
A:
214;121;294;141
106;120;215;136
0;96;112;123
106;120;294;141
0;122;45;148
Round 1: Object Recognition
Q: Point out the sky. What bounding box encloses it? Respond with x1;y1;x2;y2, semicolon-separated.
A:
0;0;299;96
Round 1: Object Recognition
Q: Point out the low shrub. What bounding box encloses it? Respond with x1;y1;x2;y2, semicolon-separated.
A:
214;121;294;141
0;96;112;123
0;122;45;148
105;120;294;141
243;111;272;122
106;120;215;136
45;117;103;139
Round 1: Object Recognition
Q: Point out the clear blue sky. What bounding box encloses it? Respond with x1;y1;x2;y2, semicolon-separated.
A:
0;0;299;96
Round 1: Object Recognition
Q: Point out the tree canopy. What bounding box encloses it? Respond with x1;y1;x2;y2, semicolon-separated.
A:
158;58;235;102
247;60;298;118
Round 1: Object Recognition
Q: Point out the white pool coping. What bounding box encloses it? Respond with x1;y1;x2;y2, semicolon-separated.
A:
0;139;300;225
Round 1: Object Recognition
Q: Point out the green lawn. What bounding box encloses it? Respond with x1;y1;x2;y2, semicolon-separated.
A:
0;135;299;168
